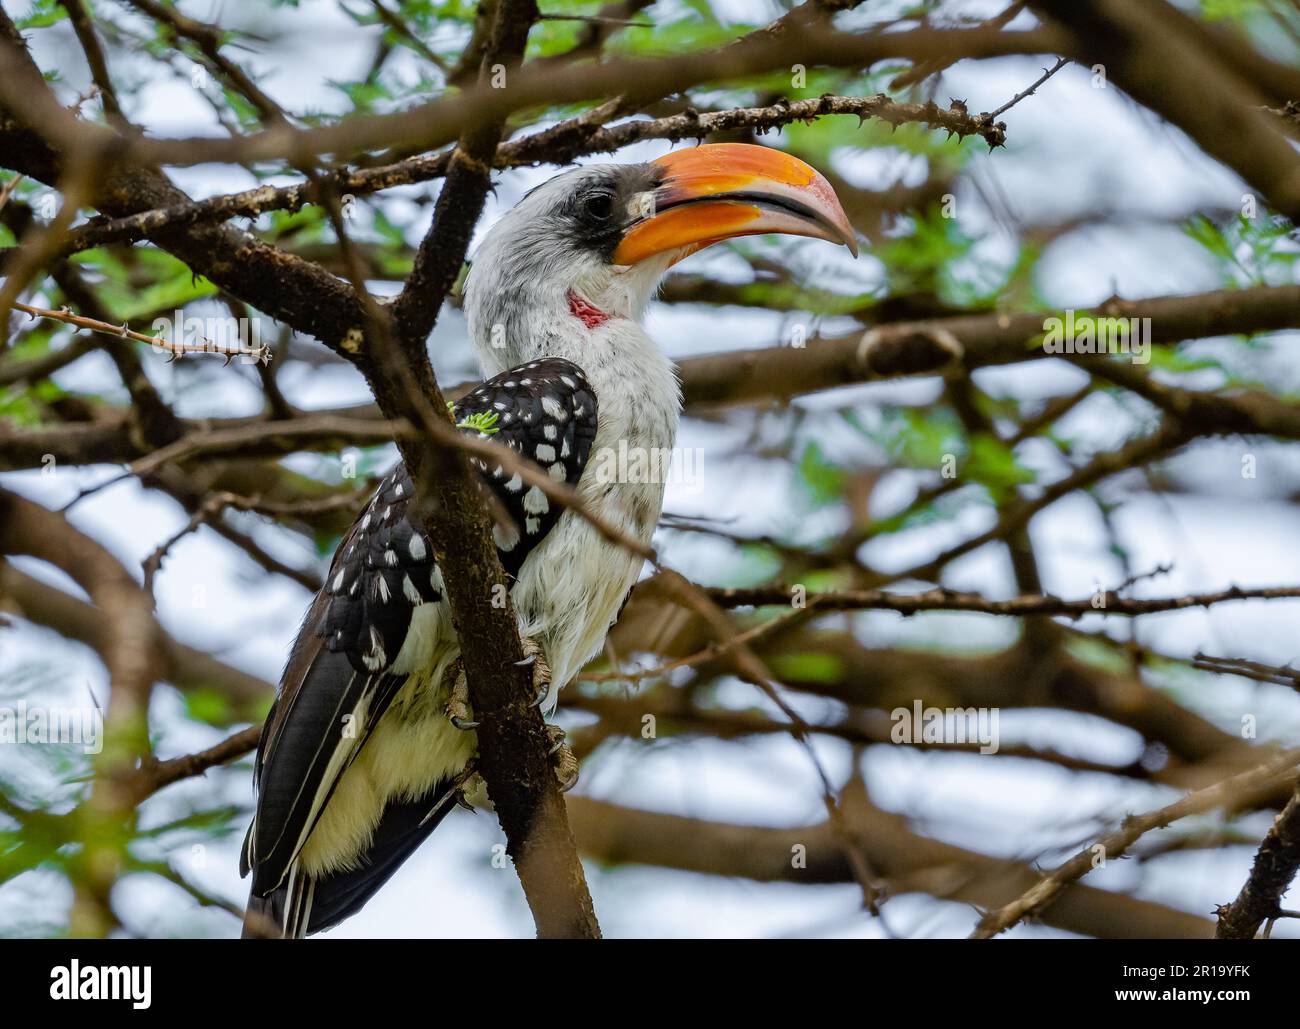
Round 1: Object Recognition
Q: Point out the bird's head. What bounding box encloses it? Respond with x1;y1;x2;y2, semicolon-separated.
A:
464;142;856;373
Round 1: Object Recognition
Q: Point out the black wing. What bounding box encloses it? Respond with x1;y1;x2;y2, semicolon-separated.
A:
242;359;597;930
452;358;599;578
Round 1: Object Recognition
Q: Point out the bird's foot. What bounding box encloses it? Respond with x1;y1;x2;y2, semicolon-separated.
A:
444;659;479;731
516;635;553;709
545;724;580;792
447;635;549;729
456;771;489;810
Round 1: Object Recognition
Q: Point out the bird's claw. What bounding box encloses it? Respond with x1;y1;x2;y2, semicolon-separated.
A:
518;635;553;710
445;639;551;728
444;661;478;731
545;724;579;792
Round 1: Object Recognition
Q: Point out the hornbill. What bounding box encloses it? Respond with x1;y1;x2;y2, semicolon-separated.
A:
240;143;856;937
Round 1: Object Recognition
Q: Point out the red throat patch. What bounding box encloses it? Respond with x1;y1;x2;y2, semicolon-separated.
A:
567;289;610;328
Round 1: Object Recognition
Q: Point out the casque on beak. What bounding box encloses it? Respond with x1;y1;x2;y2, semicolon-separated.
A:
612;142;858;266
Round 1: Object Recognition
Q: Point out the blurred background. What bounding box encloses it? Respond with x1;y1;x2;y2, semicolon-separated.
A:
1;0;1299;938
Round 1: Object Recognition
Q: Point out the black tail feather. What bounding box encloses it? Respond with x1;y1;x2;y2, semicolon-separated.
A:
241;780;458;938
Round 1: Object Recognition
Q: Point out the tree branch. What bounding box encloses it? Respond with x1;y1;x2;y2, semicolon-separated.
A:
1;24;1066;169
351;0;601;939
708;583;1300;619
36;92;1008;256
1215;781;1300;938
567;781;1217;939
1031;0;1300;220
9;282;1300;473
973;747;1300;938
0;488;164;934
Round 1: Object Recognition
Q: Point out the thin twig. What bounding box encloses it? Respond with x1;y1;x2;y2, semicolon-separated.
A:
972;747;1300;938
708;583;1300;619
365;0;451;73
537;13;653;26
1194;653;1300;692
989;56;1069;118
11;301;270;363
0;172;23;213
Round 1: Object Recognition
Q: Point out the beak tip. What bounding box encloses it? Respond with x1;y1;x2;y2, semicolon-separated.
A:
624;143;862;264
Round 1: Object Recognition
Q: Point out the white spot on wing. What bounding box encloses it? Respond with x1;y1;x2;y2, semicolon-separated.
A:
523;486;548;514
493;522;520;551
363;627;387;670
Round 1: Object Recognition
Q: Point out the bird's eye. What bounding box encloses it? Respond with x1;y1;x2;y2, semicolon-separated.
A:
582;192;614;221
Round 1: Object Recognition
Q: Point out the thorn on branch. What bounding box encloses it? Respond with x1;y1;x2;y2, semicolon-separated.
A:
11;301;270;364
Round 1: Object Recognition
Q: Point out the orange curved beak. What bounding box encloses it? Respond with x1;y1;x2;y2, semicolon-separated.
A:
612;142;858;266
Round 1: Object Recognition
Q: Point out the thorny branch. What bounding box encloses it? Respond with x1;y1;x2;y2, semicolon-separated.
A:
11;300;270;363
33;93;1009;258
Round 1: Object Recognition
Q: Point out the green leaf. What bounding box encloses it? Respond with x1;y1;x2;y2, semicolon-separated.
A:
965;433;1035;494
797;440;846;506
16;0;67;29
454;409;500;434
182;688;234;727
767;652;845;684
